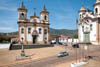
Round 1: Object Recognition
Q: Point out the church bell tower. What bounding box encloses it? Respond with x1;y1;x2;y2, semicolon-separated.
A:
40;5;49;24
18;2;27;21
94;0;100;17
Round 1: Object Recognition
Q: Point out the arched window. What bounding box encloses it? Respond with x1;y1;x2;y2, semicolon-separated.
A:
20;13;24;19
34;19;36;22
21;28;24;34
82;26;84;31
39;28;42;34
95;8;98;14
44;15;47;20
28;28;31;34
44;29;47;34
80;14;81;19
21;13;24;16
90;24;92;30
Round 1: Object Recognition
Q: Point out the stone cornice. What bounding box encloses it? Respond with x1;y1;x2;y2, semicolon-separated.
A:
93;2;100;7
40;11;49;15
78;10;86;13
30;16;40;18
83;16;98;22
18;8;27;12
18;21;50;25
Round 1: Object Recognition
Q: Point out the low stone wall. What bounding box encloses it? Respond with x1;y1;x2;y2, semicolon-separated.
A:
9;44;54;50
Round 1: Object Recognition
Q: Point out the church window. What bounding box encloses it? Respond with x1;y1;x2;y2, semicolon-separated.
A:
44;15;47;20
80;14;81;19
44;29;47;34
45;37;47;40
90;24;92;30
34;19;37;22
21;13;24;19
82;26;84;31
21;28;24;34
95;8;98;14
28;28;31;34
39;28;42;34
87;20;89;22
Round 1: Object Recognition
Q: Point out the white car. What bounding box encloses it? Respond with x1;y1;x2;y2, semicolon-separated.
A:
57;51;69;57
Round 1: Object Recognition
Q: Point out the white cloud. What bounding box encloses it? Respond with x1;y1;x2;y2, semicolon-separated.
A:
0;0;18;11
0;6;17;11
0;27;17;32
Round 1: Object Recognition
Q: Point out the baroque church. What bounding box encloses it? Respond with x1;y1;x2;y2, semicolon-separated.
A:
77;0;100;45
17;2;50;44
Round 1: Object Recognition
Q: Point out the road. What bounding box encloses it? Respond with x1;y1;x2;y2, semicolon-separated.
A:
8;45;100;67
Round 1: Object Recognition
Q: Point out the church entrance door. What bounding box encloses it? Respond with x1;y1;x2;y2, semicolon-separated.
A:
84;32;90;43
32;35;37;44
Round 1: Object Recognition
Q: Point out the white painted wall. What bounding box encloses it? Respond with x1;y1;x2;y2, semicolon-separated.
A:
19;27;25;42
36;27;43;42
26;26;33;42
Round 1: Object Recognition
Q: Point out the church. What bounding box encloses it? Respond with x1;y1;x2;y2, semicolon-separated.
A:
17;2;50;44
77;0;100;45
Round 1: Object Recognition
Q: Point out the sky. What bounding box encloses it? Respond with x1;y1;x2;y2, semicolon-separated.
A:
0;0;96;33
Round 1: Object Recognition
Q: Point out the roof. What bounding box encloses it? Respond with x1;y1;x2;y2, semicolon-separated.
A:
78;5;85;13
57;35;71;38
11;38;19;40
40;5;49;14
17;1;27;12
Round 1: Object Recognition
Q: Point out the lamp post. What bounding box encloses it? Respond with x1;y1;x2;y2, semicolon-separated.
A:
21;37;25;57
16;37;29;60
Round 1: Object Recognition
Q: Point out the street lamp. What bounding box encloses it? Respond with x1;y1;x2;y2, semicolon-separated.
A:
16;38;30;60
21;37;25;56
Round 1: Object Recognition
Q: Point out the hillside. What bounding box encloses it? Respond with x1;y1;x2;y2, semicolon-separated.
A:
0;28;78;37
49;28;78;37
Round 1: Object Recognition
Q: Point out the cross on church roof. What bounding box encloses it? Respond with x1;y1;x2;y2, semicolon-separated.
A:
34;8;36;16
43;5;47;11
21;1;25;8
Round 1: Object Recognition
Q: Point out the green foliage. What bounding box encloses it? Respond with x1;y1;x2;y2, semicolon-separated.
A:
0;28;78;43
72;34;78;38
0;35;14;43
49;28;78;37
49;34;58;41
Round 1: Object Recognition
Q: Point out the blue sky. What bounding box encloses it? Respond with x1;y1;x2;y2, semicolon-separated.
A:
0;0;96;33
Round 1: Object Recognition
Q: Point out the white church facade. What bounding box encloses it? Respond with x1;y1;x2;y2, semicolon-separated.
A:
17;2;50;44
77;0;100;45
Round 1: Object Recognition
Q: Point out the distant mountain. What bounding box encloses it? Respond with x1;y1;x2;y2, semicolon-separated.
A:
49;28;78;37
0;28;78;37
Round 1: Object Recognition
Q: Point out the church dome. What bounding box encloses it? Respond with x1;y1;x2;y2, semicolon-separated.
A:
30;9;40;22
79;5;86;13
18;1;27;12
40;5;49;14
94;0;100;7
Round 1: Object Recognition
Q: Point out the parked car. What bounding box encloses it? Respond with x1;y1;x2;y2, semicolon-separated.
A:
72;44;79;48
50;41;56;44
57;51;69;57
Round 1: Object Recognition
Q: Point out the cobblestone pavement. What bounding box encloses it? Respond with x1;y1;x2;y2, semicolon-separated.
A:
6;45;100;67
